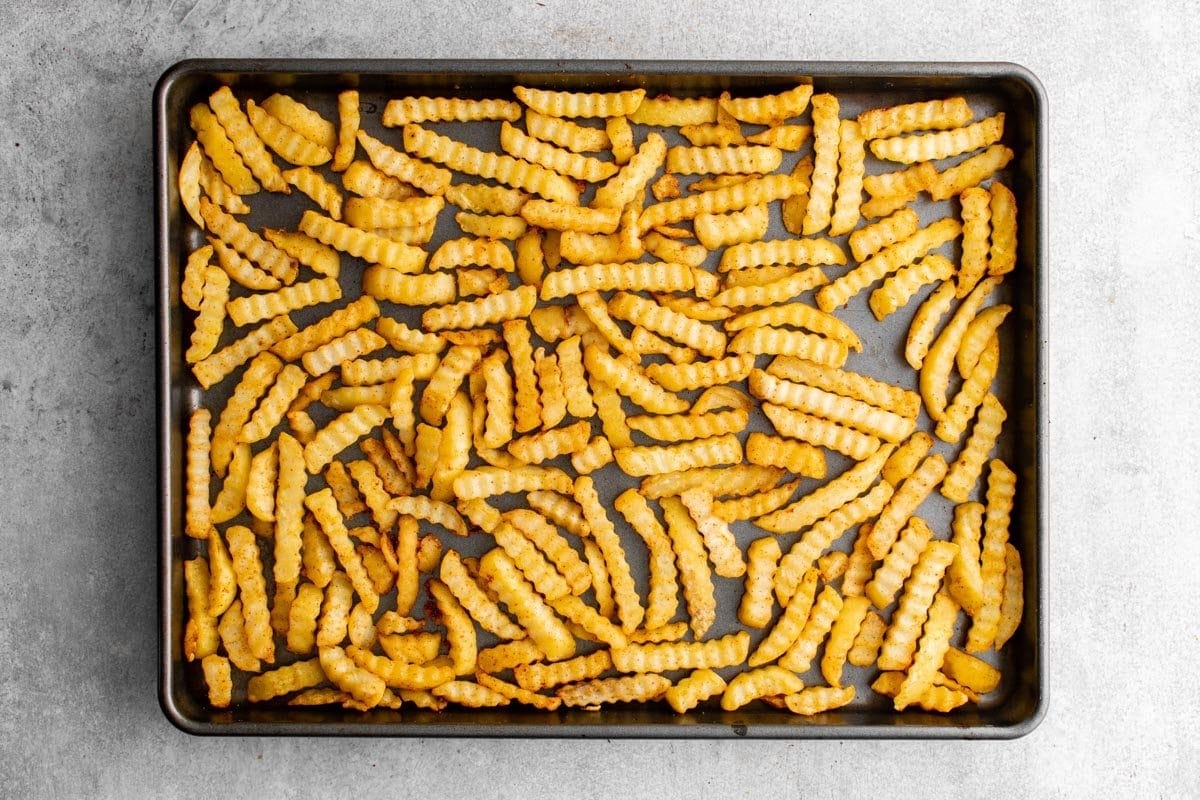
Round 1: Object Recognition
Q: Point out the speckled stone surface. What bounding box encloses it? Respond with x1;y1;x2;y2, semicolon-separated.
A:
1;1;1197;797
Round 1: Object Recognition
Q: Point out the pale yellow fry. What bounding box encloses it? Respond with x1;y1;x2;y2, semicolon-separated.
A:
800;93;840;235
857;96;972;139
499;122;617;183
583;344;687;415
523;492;587;540
198;653;233;709
778;585;843;672
650;172;681;201
306;490;380;614
893;591;960;710
574;475;643;633
285;579;322;655
190;103;258;195
199;197;295;283
270;295;378;362
942;393;1007;504
546;595;625;651
740;537;782;628
608;292;725;358
828;119;867;236
244;441;277;522
819;594;871;687
452;466;573;500
720;84;813;124
866;454;948;559
301;517;338;591
593;132;667;209
386;496;467;538
242;657;326;704
341;160;415;202
870;253;956;321
341;354;437;386
665;669;727;714
629;95;717;126
767;357;920;420
377;631;441;665
303;405;387;475
213;597;259;672
957;304;1011;378
258;94;334;151
865;516;935;609
514;86;644;118
362;266;456;306
402;123;578;203
277;166;344;220
721;666;805;710
627;408;748;444
611;633;749;677
642;353;754;393
872;114;1005;164
904;280;957;370
719;238;846;273
942;647;1002;695
555;673;669;708
343;195;443;230
493;519;573;602
615;434;743;478
261;229;339;278
205;528;237;619
694;204;769;250
247;99;331;167
712;267;829;312
817;217;962;313
761;403;880;460
849;210;918;273
417;579;475;675
641;464;783;501
966;460;1016;653
421;286;537;332
744;432;827;479
641;232;706;269
639;173;802;232
210;237;280;290
301;327;386;377
559;230;621;265
225;277;339;330
298;209;426;273
937;336;1000;444
510;649;607;691
210;443;251;523
184;409;212;539
676;488;743;580
519;108;610;153
666;145;781;176
747;124;812;150
479;547;576;662
757;443;893;533
988;181;1018;275
178;143;206;229
225;524;275;663
417;344;483;427
878;540;958;670
183;557;219;661
729;329;847;368
507;319;546;434
882;432;935;490
197;150;252;216
326;90;361;172
920;276;1001;420
454;212;525;241
505;508;591;596
714;478;802;523
379;95;519;125
946;502;986;615
472;672;560;711
503;419;588;466
540;261;694;301
612;489;679;629
208;87;286;192
956;185;993;298
729;308;860;355
929;144;1015;201
658;495;717;638
579;537;617;621
751;370;912;443
995;542;1024;650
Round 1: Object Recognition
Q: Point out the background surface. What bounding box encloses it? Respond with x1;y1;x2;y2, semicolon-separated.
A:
1;1;1196;797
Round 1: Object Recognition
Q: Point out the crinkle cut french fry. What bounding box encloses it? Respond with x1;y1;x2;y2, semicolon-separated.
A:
583;344;688;415
341;159;415;202
821;594;871;687
865;516;935;609
946;501;986;615
362;266;456;306
210;442;250;524
627;408;748;444
755;443;893;533
995;542;1024;650
744;431;826;479
904;280;956;370
640;463;783;501
936;335;999;445
778;585;843;672
801;93;840;235
869;254;955;322
766;357;920;420
492;519;572;602
659;495;717;638
958;186;992;299
183;557;219;661
422;285;537;332
247;99;332;167
956;304;1011;379
615;433;743;477
190;102;259;195
849;207;920;263
184;409;212;539
180;243;211;311
866;454;948;559
816;217;961;313
829;119;866;236
928;144;1014;202
525;107;610;153
478;547;576;661
730;328;847;368
592;132;667;210
271;295;379;362
666;145;782;176
612;489;678;629
299;210;427;274
514;86;645;118
638;173;802;232
714;478;801;523
609;292;726;358
305;489;381;614
784;685;855;716
500;122;618;183
751;370;913;443
426;578;478;675
711;266;828;309
200;197;296;283
747;124;812;150
989;181;1018;275
574;476;643;633
629;95;717;126
857;96;973;140
919;276;1001;421
762;403;881;461
877;540;958;671
452;465;573;499
402;124;579;204
383;95;521;125
501;319;542;434
642;353;755;393
721;666;805;711
719;84;812;124
226;276;340;329
871;113;1005;164
225;524;275;663
539;261;695;300
330;91;361;172
558;673;671;708
740;537;781;628
719;238;846;272
893;591;960;710
942;393;1007;504
665;669;727;714
679;487;745;578
966;459;1016;653
281;166;344;220
208;86;288;193
694;204;769;251
611;632;749;674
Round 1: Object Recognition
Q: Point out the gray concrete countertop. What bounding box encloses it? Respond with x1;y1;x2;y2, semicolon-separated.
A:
1;1;1196;797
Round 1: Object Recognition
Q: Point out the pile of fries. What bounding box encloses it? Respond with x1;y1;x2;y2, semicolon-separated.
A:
179;81;1023;716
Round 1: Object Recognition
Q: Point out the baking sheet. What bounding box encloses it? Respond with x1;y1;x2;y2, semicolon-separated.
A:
156;59;1046;737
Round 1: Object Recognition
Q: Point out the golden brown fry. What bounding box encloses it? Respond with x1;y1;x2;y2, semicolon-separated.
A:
189;102;259;196
721;666;805;711
740;537;782;629
305;489;380;614
966;460;1016;653
928;144;1014;201
989;181;1018;275
756;443;893;533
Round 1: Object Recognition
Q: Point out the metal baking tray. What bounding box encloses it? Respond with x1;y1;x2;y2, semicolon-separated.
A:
156;59;1046;738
